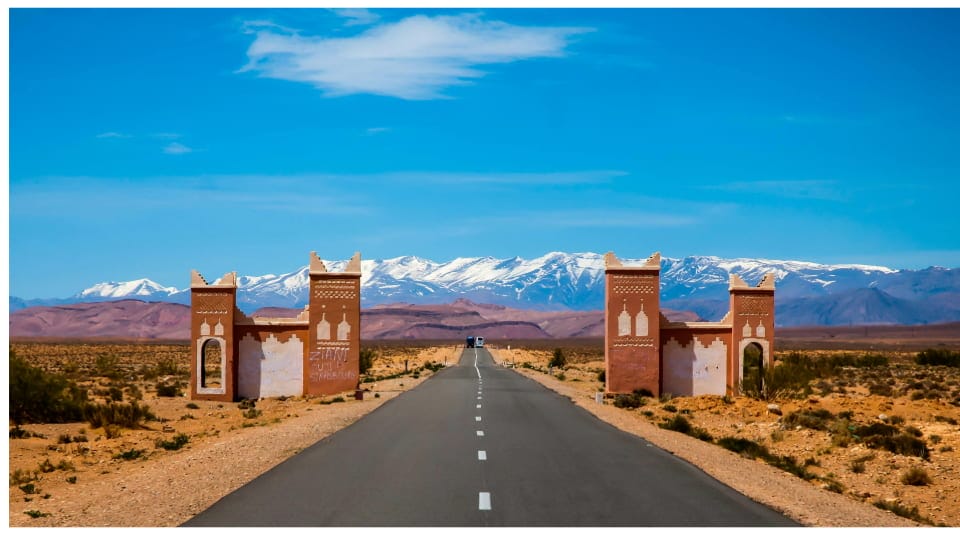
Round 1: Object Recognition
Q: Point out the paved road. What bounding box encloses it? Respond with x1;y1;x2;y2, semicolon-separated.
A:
184;348;796;526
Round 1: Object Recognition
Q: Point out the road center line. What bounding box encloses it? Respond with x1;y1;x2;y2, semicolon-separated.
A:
478;450;487;461
474;350;481;380
478;492;491;511
476;430;484;436
477;404;482;409
475;416;481;422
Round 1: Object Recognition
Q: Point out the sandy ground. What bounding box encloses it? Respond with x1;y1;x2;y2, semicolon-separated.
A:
489;346;960;527
8;345;458;527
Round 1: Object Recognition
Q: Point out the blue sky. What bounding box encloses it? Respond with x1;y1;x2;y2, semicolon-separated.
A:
9;7;960;298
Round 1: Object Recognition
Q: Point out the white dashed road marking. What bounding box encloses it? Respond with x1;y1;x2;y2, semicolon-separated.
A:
476;416;481;422
476;430;484;437
479;492;491;511
478;450;487;461
477;404;482;409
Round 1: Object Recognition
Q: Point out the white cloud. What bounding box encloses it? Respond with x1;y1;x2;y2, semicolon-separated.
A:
240;14;592;100
332;8;381;27
96;132;132;139
365;127;390;135
163;142;193;155
719;180;845;201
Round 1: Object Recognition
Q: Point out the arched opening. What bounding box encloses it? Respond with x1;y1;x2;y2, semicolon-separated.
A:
741;342;764;398
201;339;223;389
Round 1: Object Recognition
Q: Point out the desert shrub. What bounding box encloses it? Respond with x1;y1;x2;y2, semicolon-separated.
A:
55;459;75;471
782;408;835;431
424;361;443;372
237;398;256;410
107;386;124;402
156;358;183;377
916;349;960;367
10;426;43;439
889;415;905;425
873;500;935;525
903;425;923;438
94;354;123;380
114;449;144;461
548;348;567;369
359;348;377;374
718;437;770;459
20;483;37;495
186;402;200;410
864;434;929;460
57;434;72;444
868;383;895;397
662;404;678;413
10;469;40;486
850;461;866;473
555;372;565;381
770;430;785;442
24;510;50;519
125;384;143;401
929;434;942;444
597;370;605;383
84;401;155;429
331;396;346;403
855;422;899;438
243;408;262;419
156;433;189;451
901;466;932;486
156;380;181;398
659;414;713;442
66;476;77;484
10;350;88;424
613;390;648;409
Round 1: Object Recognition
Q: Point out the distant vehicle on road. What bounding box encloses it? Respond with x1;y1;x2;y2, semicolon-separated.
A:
466;336;476;348
476;336;485;348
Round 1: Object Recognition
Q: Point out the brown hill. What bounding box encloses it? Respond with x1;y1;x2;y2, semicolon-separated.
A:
9;299;703;341
9;300;191;340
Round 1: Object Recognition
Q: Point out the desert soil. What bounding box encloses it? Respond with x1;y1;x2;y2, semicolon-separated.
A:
489;346;960;527
8;344;458;527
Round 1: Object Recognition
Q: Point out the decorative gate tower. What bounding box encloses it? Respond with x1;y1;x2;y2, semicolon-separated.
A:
603;251;776;397
190;251;362;401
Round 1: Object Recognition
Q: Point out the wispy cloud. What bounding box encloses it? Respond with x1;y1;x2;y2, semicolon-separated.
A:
163;142;193;155
96;132;132;139
716;180;845;201
331;8;381;27
239;14;592;100
364;127;390;136
369;170;626;185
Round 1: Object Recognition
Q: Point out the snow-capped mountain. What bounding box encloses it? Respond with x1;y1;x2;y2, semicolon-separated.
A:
77;278;180;300
10;252;960;326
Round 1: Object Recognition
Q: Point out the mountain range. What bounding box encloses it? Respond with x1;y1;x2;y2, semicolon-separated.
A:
10;252;960;327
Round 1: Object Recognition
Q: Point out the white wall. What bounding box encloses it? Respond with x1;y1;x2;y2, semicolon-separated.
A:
238;333;304;399
662;336;728;396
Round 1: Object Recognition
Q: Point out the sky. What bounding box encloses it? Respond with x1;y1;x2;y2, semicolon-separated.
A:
8;7;960;298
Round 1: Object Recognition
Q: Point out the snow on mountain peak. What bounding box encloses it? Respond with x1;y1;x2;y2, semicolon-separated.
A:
78;278;178;299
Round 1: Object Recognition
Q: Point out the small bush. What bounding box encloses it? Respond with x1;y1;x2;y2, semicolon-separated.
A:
901;466;932;486
243;408;262;419
156;380;181;398
24;510;50;519
331;396;346;403
114;448;145;461
238;398;256;410
186;402;200;410
84;401;155;429
555;372;566;381
66;476;77;484
916;349;960;367
125;384;143;401
930;434;942;444
156;433;189;451
864;434;930;460
889;415;905;425
782;408;835;431
20;483;37;494
548;348;567;369
597;370;605;383
56;460;75;472
94;354;123;380
855;422;899;438
359;348;377;374
613;390;648;409
10;350;88;424
37;459;56;473
659;414;713;442
11;469;40;486
873;500;935;525
851;461;866;473
662;404;677;413
903;425;923;438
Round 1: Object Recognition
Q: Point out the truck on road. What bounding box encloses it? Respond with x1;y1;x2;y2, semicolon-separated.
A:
466;336;476;348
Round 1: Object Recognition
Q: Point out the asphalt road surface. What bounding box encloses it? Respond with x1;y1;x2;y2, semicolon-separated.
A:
184;348;796;526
